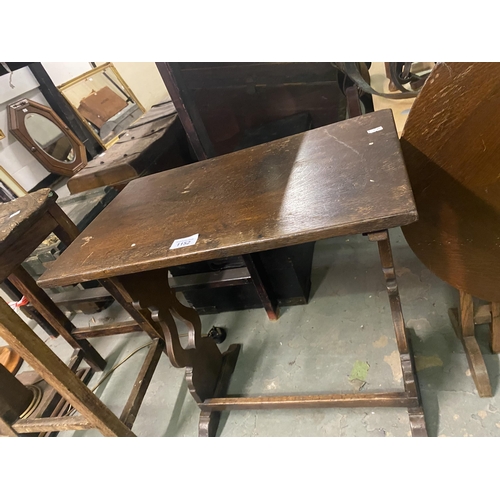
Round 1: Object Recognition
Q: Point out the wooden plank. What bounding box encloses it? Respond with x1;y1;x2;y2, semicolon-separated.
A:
128;100;176;129
168;268;251;292
67;115;186;195
0;299;134;436
120;339;163;429
179;62;338;89
243;254;279;321
73;320;142;340
490;302;500;353
155;62;214;160
200;392;417;411
39;110;417;288
449;305;492;397
460;291;475;338
49;286;113;308
13;415;93;433
9;265;106;372
475;304;492;325
0;188;54;252
117;115;177;144
48;202;80;246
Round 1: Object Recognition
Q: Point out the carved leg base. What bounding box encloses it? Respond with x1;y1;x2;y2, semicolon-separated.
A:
198;344;241;437
449;307;492;398
408;407;427;437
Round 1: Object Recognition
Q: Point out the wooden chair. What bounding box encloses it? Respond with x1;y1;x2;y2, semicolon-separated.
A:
0;189;161;436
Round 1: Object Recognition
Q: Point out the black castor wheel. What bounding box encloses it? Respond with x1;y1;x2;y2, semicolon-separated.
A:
207;326;227;344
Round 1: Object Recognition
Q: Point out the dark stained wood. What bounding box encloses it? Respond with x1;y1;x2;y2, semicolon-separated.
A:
178;62;339;89
369;231;408;354
119;339;163;429
200;392;417;411
0;363;33;422
157;62;345;157
198;344;241;437
0;299;135;437
372;230;427;436
0;188;119;370
168;267;252;292
48;202;80;245
72;320;142;340
9;266;106;373
0;188;55;255
156;63;214;160
39;110;417;288
401;62;500;303
242;254;279;321
37;110;425;437
67;101;191;195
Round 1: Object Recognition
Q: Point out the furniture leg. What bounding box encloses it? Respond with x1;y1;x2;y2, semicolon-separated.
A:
113;269;241;437
369;230;428;436
120;338;164;429
243;253;280;321
490;302;500;354
448;291;492;397
0;299;134;437
47;201;80;246
8;265;106;372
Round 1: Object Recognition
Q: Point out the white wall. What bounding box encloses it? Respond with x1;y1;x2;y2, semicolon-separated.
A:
0;67;53;191
41;62;93;87
95;62;169;110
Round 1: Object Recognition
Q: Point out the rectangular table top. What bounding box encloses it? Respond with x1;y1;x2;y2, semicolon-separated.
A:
39;109;417;288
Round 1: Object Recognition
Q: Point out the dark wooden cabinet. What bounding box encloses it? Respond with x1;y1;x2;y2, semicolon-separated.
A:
156;62;346;315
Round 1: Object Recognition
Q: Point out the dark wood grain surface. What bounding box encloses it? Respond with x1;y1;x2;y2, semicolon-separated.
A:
39;109;417;288
0;189;54;253
401;62;500;302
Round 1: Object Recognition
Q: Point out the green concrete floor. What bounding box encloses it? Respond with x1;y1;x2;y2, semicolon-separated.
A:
4;228;500;437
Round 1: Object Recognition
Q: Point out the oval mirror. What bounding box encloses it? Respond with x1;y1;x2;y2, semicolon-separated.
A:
24;113;75;163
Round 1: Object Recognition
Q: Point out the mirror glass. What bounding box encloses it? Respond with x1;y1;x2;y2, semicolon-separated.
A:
24;113;75;163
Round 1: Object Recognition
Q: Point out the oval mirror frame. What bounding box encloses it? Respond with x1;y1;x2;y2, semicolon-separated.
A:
8;99;87;177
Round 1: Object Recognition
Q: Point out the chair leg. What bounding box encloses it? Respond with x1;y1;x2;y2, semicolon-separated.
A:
9;266;106;372
0;299;134;437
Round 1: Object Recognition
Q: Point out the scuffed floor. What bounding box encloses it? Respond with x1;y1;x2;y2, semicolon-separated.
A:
3;228;500;437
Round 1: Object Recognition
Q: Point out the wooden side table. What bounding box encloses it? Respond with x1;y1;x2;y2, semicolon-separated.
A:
39;109;427;437
400;62;500;398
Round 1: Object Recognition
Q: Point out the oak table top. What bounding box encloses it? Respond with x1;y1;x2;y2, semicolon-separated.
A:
401;62;500;303
39;109;416;288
